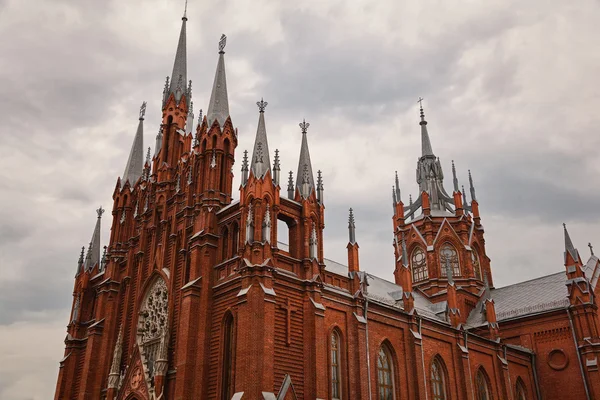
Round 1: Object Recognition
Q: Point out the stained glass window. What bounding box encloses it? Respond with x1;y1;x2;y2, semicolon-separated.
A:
476;369;491;400
440;244;460;277
431;358;447;400
377;345;394;400
516;379;526;400
411;247;428;282
331;331;341;399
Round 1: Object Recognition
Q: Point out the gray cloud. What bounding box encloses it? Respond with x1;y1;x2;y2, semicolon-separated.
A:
1;0;599;398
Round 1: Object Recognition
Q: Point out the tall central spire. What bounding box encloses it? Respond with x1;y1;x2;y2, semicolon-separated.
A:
166;10;188;105
206;34;230;128
250;99;271;179
295;119;315;199
418;97;434;157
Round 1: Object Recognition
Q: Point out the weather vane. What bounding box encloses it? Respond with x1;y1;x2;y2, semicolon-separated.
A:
299;119;310;134
139;101;147;120
219;34;227;53
257;98;268;112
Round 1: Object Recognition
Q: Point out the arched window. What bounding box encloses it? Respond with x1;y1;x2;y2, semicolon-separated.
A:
330;330;342;399
516;379;527;400
377;344;394;400
475;368;491;400
431;357;447;400
221;227;229;261
411;247;428;282
471;250;482;280
221;313;235;399
440;243;460;277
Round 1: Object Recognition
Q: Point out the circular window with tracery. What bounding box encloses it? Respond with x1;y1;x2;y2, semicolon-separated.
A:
547;349;569;370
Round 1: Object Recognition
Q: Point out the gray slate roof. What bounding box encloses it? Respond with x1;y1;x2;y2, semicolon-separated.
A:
122;118;144;184
295;128;315;199
168;17;187;104
250;110;271;179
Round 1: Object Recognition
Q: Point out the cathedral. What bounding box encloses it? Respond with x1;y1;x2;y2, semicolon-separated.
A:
54;9;600;400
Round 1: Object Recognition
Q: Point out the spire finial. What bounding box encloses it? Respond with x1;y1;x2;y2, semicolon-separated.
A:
462;185;468;205
392;186;397;207
348;208;356;244
257;98;268;113
183;0;188;19
145;147;151;165
139;101;147;120
197;108;203;127
299;119;310;134
452;160;459;192
589;243;595;257
274;149;280;168
218;34;227;53
418;97;425;121
469;170;477;201
96;206;105;218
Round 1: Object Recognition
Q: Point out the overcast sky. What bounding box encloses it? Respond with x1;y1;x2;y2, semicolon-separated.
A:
1;0;599;398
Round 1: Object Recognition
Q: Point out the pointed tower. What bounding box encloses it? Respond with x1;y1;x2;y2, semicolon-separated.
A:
155;10;190;174
392;99;492;324
122;102;146;185
347;208;360;273
195;34;237;204
250;99;271;179
84;207;104;272
206;34;230;129
295;119;315;200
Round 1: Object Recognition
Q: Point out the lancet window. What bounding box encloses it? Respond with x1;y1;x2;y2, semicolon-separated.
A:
431;357;447;400
471;250;482;280
377;344;394;400
476;368;491;400
331;330;341;399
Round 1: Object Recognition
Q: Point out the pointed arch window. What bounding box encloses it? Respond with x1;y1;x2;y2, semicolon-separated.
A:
330;330;342;399
377;344;395;400
516;379;527;400
431;357;447;400
221;313;235;400
411;247;428;282
440;244;460;277
471;250;482;280
475;368;491;400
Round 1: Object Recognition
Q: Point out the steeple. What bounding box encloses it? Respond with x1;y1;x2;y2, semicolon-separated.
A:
418;98;434;157
84;207;104;271
75;246;85;277
206;34;230;128
165;9;188;106
564;223;580;264
469;170;477;202
295;119;315;199
122;102;146;184
250;99;271;179
452;160;459;192
394;171;401;203
414;99;453;212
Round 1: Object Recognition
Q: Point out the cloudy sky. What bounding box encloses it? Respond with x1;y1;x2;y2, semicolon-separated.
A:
1;0;599;398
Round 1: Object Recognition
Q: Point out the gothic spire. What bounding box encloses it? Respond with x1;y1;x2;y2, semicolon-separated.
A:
241;150;249;185
76;246;85;277
469;170;477;202
348;208;356;244
84;207;104;271
154;126;163;158
250;99;271;179
316;170;324;203
206;34;230;128
186;100;195;134
394;171;401;203
418;97;434;157
273;149;281;186
452;160;459;193
563;223;579;263
295;119;315;199
122;102;146;184
166;9;188;106
287;171;294;199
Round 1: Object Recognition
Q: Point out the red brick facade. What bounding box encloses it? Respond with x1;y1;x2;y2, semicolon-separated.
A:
55;14;600;400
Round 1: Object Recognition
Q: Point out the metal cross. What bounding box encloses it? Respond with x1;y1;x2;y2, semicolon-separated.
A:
417;97;424;108
218;34;227;52
278;298;298;347
299;119;310;134
589;243;595;256
139;101;147;120
256;98;268;112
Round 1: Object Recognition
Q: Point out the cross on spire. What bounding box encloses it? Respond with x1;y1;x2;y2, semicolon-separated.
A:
589;243;595;257
299;119;310;134
139;101;147;120
257;98;268;113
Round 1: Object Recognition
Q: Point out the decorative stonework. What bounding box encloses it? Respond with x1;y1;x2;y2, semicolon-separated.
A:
548;349;569;371
137;277;169;391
